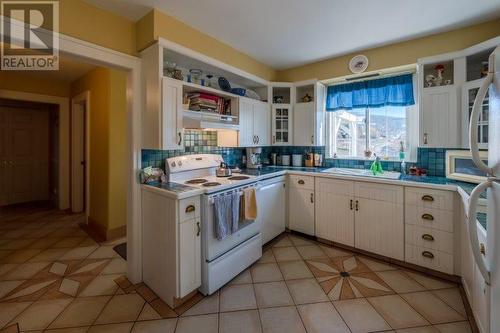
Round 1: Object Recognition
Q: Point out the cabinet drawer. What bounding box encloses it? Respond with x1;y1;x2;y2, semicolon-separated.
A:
354;182;403;204
405;244;454;275
405;187;455;211
405;225;454;254
405;205;454;232
288;174;314;190
179;197;200;222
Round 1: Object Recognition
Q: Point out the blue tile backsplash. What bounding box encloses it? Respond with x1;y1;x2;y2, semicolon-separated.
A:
141;131;456;177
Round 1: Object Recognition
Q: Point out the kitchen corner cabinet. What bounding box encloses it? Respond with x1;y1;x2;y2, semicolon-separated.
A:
141;44;183;150
142;187;201;307
288;175;315;236
293;82;326;146
238;98;270;147
419;85;460;147
271;104;292;145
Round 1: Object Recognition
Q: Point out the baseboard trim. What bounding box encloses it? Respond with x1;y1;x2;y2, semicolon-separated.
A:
85;217;126;242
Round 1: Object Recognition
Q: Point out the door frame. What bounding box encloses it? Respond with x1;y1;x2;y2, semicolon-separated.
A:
71;91;90;218
1;15;143;284
0;90;70;210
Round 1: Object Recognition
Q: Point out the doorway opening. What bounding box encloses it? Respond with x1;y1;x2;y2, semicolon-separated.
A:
0;98;59;209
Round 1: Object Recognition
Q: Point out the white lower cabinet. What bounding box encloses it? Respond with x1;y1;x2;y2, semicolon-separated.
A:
313;177;403;260
178;217;201;298
315;178;354;246
354;182;404;261
473;225;490;333
288;177;315;236
142;188;201;307
405;187;456;274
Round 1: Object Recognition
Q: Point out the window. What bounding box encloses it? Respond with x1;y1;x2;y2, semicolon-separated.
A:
326;105;415;160
325;73;417;161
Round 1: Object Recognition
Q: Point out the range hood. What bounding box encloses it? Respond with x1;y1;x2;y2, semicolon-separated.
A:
182;110;239;130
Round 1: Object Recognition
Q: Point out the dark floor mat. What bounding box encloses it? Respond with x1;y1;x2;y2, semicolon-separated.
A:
113;242;127;260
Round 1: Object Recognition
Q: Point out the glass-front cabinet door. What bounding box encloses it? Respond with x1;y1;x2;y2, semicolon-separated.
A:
272;104;292;145
462;79;489;149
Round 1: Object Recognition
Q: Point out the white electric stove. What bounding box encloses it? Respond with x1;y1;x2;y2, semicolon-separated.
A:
165;154;262;295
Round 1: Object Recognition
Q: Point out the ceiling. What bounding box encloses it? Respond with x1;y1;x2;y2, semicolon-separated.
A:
85;0;500;69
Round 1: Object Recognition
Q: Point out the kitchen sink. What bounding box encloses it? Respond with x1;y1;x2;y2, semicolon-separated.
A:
321;167;401;180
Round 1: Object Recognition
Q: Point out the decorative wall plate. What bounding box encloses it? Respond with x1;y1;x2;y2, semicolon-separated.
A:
349;55;369;74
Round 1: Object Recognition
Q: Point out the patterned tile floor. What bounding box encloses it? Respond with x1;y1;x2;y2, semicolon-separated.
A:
0;205;474;333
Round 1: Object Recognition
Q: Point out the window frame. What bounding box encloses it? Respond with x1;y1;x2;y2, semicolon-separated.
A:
325;104;417;162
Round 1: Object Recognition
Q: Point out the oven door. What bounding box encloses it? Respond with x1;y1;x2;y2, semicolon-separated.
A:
201;184;261;262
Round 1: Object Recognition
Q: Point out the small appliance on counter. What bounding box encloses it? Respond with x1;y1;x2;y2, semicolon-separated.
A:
292;154;303;167
314;153;323;167
270;153;278;165
305;153;314;167
216;162;232;177
281;155;291;166
246;147;262;169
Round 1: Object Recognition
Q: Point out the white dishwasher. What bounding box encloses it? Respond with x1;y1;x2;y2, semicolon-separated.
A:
257;175;286;244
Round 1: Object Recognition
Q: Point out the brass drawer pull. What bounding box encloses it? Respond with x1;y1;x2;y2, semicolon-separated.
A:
421;214;434;221
298;180;305;185
185;205;196;213
422;234;434;241
421;195;434;202
422;251;434;259
480;243;486;255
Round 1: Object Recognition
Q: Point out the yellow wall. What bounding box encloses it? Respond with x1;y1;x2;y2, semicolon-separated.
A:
0;72;70;97
277;19;500;82
70;68;127;235
137;9;277;81
59;0;136;55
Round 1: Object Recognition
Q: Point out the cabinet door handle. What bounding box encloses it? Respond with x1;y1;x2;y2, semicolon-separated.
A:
421;195;434;202
355;200;359;211
423;132;428;145
272;135;276;144
480;243;486;255
257;135;260;144
421;213;434;221
421;251;434;259
298;179;305;185
185;205;196;213
350;199;353;210
196;222;201;236
310;193;314;203
178;132;182;145
311;135;314;144
422;234;434;241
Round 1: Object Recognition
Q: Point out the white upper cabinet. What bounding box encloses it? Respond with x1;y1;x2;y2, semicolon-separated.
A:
293;81;326;146
141;44;184;150
271;104;293;145
162;78;184;150
238;98;271;147
253;101;271;146
418;58;463;148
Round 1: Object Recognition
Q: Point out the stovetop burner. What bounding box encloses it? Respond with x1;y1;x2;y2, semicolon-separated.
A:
185;179;208;184
203;182;222;187
228;176;250;180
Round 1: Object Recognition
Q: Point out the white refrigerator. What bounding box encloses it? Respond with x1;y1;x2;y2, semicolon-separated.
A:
468;46;500;333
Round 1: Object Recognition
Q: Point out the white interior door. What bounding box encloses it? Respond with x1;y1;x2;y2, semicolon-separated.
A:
72;102;86;213
0;106;49;206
